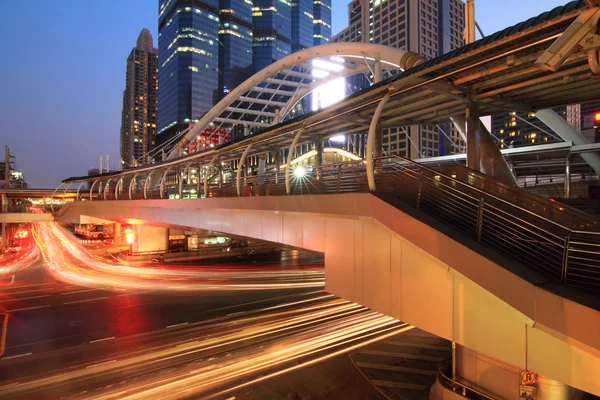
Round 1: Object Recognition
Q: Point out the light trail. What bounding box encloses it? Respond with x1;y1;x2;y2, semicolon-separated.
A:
30;222;324;291
0;242;39;278
0;295;409;399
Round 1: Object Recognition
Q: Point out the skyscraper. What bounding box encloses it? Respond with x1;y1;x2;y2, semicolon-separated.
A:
252;0;292;71
157;0;332;150
312;0;332;46
218;0;254;100
120;29;158;168
157;0;220;137
331;0;465;158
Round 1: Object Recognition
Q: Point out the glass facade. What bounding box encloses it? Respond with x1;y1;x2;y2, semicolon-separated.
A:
291;0;314;52
157;0;220;134
312;0;331;46
219;0;253;101
120;29;158;168
252;0;292;71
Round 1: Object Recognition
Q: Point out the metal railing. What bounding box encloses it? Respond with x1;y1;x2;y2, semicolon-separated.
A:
80;155;600;292
437;360;496;400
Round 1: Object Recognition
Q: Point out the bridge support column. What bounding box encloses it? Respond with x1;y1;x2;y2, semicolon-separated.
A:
367;94;390;192
466;103;481;172
431;344;581;400
1;193;7;213
204;156;218;197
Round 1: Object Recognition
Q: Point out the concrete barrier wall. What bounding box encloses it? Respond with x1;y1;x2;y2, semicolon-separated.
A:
55;195;600;396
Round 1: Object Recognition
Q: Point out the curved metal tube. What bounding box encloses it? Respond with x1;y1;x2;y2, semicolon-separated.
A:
89;180;99;201
75;181;85;201
103;178;113;201
237;144;254;196
179;162;194;199
50;183;66;212
115;178;123;200
204;155;219;198
128;173;140;200
366;94;390;191
159;168;171;199
144;172;153;200
285;127;306;195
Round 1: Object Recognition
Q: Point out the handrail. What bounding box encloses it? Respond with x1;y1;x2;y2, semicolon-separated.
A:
437;360;496;400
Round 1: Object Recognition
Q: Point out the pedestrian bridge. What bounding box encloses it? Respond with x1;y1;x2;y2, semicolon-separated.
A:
56;156;600;397
55;1;600;397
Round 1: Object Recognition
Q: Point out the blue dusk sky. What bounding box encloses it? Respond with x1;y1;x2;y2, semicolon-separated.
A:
0;0;570;188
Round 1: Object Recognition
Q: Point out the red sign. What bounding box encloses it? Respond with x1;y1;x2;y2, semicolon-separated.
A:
595;112;600;122
521;370;536;385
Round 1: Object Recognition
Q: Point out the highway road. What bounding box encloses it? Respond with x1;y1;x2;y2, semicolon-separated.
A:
0;223;407;399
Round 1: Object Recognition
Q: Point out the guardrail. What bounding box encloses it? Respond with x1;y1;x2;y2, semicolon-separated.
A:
437;360;495;400
74;155;600;292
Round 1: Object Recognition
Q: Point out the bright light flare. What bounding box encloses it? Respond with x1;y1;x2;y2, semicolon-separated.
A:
293;166;306;178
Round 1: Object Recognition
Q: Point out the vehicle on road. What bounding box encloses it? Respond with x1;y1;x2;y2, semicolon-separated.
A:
6;243;22;253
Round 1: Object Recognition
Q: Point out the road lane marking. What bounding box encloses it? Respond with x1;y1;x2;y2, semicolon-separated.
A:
89;336;115;344
0;294;52;303
116;290;156;297
166;322;189;329
61;288;101;295
63;297;109;305
6;305;50;313
86;359;117;369
1;352;32;360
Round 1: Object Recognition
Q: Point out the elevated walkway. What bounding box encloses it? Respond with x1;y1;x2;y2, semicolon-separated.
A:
56;156;600;396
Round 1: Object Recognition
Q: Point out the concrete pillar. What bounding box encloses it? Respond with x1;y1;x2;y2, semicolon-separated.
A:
466;103;481;172
444;344;580;400
1;223;5;252
114;223;122;242
2;193;8;213
451;114;517;186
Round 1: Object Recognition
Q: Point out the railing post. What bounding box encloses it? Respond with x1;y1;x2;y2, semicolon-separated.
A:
562;233;571;283
476;197;485;242
416;171;423;210
336;164;342;193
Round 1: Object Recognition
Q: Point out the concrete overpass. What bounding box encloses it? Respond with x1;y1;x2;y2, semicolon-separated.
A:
55;1;600;398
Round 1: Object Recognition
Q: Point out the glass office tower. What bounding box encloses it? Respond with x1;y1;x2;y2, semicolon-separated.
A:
218;0;254;102
312;0;331;46
252;0;292;71
157;0;220;139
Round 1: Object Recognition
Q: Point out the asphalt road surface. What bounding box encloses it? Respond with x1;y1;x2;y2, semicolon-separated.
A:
0;223;411;399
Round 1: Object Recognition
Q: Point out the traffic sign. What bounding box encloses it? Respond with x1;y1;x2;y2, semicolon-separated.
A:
521;370;536;385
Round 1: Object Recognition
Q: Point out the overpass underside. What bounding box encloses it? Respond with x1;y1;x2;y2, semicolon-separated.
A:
56;188;600;398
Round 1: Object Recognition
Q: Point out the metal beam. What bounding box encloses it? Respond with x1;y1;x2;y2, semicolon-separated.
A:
535;109;600;173
237;144;253;196
367;94;390;191
204;155;219;197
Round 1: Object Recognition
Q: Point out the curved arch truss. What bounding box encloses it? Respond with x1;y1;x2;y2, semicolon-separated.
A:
169;43;425;159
